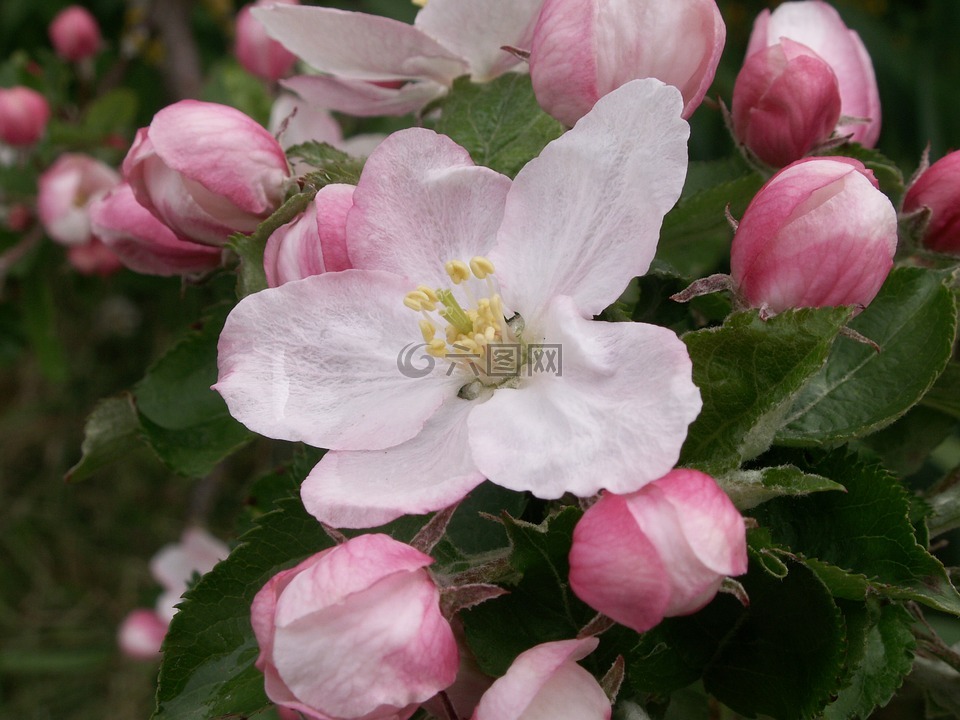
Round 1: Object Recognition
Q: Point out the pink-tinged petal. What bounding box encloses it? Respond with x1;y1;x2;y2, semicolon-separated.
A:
316;184;354;272
595;0;725;119
469;296;701;498
624;481;738;616
747;1;880;146
273;568;457;717
117;609;168;660
146;100;289;217
347;128;511;285
301;396;486;528
282;74;446;117
263;208;324;288
89;184;223;276
415;0;545;80
269;92;343;151
235;0;299;82
216;270;459;451
568;494;672;634
471;638;607;720
253;5;468;84
66;239;123;276
531;0;724;125
275;535;433;626
528;0;600;127
492;79;688;322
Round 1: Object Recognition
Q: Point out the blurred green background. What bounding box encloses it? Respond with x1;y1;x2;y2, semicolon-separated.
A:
1;1;958;719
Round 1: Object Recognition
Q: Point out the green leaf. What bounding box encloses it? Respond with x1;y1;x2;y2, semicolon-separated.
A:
718;465;845;510
679;307;851;474
200;60;273;126
461;507;594;677
134;305;252;477
922;361;960;419
753;451;960;615
704;557;846;720
777;267;957;445
83;88;138;138
21;256;68;383
434;74;564;178
65;394;143;482
154;475;335;719
860;405;958;477
286;142;364;184
656;172;764;279
823;600;916;720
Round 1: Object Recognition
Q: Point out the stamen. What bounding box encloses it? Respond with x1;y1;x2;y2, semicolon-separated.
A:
404;290;435;312
470;256;495;279
437;289;473;335
445;260;471;284
419;319;436;343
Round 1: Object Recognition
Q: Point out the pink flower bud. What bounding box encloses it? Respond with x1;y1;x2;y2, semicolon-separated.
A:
746;1;880;147
122;100;292;246
236;0;299;82
471;638;610;720
89;184;224;276
529;0;725;126
0;86;51;147
731;157;897;313
66;237;123;276
38;153;120;246
731;39;842;168
902;150;960;255
118;609;167;660
264;183;354;287
49;5;102;62
250;534;458;720
569;469;747;634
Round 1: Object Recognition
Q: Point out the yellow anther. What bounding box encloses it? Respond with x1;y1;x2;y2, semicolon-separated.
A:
445;260;471;284
419;319;436;343
427;338;447;357
404;290;431;311
412;0;427;6
484;326;497;341
470;256;495;280
417;285;439;304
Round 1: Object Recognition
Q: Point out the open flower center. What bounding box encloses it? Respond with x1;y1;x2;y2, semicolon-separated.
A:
404;256;521;380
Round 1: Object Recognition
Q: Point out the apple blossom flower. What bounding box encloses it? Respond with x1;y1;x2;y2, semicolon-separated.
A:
0;86;50;147
264;184;354;287
251;0;545;117
746;0;881;147
250;533;458;720
117;609;168;660
731;39;842;168
38;153;120;246
569;469;748;633
471;638;610;720
235;0;299;82
49;5;102;62
89;183;224;277
122;100;292;246
528;0;725;126
730;156;898;313
216;79;701;528
117;528;229;659
902;150;960;255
